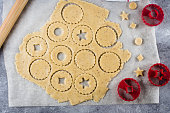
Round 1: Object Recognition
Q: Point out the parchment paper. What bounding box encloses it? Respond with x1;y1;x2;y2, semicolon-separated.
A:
2;0;160;107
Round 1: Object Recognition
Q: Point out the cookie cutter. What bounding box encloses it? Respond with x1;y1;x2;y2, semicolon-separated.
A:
117;78;141;101
148;63;170;86
142;4;164;26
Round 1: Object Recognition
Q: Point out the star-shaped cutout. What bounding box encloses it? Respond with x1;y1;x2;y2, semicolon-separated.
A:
80;78;89;89
130;22;137;29
120;11;129;21
134;67;144;77
77;30;87;41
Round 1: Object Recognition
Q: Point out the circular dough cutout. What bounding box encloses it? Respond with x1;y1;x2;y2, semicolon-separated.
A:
96;26;118;48
51;45;72;66
72;25;93;46
29;59;51;80
75;49;96;70
99;52;121;73
62;3;84;24
129;2;137;10
50;70;72;92
135;38;143;46
26;36;47;57
47;22;69;42
74;73;97;95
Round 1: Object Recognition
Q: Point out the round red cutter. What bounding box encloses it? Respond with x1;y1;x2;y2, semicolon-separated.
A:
148;63;170;86
117;78;141;101
142;4;164;26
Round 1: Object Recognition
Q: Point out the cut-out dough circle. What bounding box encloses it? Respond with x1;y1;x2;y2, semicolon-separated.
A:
72;25;93;46
29;59;51;80
74;73;97;95
47;22;69;42
50;70;73;92
61;3;84;24
95;26;118;48
26;36;47;57
75;49;96;71
99;52;121;73
50;45;72;66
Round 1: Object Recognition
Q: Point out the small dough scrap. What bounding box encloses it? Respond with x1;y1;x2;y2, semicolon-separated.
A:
130;22;137;29
129;2;137;10
120;11;129;21
135;37;143;46
137;54;144;61
134;67;144;77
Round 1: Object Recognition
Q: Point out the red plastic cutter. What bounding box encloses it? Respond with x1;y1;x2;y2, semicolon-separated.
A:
148;63;170;86
142;4;164;26
117;78;141;101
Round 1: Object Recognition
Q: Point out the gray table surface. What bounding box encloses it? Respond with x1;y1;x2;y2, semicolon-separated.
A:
0;0;170;113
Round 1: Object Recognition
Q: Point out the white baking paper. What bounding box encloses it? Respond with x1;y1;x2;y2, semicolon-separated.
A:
3;0;160;107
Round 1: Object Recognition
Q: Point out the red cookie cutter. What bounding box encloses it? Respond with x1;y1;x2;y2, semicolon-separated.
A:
148;63;170;86
117;78;141;101
142;4;164;26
